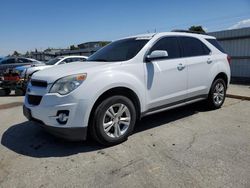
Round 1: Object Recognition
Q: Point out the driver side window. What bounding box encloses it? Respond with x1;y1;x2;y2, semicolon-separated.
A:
150;37;181;59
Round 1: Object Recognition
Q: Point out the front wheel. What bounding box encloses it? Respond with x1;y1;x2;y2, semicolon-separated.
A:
206;78;226;109
90;96;136;146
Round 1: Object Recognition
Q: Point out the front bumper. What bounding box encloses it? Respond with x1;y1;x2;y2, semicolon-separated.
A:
23;105;87;141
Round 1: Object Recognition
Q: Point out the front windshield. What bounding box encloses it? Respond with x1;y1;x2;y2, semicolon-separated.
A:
45;57;62;65
88;38;149;62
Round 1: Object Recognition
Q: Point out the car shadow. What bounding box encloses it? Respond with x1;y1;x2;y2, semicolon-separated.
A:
1;102;208;158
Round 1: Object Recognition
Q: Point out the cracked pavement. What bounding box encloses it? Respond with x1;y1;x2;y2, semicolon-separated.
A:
0;97;250;188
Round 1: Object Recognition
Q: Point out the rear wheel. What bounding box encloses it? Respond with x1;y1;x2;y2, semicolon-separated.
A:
90;96;136;146
206;78;226;109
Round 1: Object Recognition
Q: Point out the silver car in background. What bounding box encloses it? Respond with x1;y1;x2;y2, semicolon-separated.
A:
23;56;88;79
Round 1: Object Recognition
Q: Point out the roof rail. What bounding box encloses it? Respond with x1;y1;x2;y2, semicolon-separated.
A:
171;29;207;35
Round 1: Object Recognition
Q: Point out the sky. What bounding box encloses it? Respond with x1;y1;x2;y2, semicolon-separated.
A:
0;0;250;56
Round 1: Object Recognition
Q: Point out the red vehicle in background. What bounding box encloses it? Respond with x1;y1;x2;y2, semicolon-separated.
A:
0;69;27;96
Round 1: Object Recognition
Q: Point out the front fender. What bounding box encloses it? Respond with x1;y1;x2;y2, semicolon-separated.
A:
80;69;146;127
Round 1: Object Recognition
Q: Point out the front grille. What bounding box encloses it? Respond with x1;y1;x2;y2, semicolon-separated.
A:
28;95;42;106
31;80;48;87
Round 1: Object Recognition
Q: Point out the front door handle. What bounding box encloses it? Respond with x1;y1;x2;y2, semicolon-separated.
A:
177;63;185;71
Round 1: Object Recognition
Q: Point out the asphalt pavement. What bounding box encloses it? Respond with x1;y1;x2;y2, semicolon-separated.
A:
0;96;249;188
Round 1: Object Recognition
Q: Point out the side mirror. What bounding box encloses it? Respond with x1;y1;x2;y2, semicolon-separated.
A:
146;50;168;62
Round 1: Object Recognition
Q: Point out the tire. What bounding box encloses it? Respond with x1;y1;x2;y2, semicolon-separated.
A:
4;89;11;95
206;78;226;109
0;89;7;96
90;95;137;146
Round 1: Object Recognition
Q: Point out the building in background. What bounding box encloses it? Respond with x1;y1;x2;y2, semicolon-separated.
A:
209;27;250;83
29;49;63;61
22;28;250;83
26;41;110;61
56;41;110;57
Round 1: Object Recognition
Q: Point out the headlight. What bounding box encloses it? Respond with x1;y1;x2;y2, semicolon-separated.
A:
49;73;87;95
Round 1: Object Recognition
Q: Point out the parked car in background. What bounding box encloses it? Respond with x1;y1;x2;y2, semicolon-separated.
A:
22;56;88;79
23;32;230;145
0;57;43;76
15;63;45;78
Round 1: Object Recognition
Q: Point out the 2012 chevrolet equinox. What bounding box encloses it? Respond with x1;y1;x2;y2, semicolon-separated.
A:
23;32;231;145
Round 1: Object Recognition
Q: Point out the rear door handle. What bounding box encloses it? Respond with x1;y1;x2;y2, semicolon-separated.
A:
177;63;185;71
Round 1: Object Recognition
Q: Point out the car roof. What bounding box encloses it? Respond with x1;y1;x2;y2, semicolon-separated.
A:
62;55;88;58
122;32;215;40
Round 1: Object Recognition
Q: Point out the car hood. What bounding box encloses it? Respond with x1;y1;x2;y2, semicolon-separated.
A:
32;61;114;83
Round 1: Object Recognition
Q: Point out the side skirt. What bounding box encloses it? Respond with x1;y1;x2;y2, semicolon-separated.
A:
141;95;207;117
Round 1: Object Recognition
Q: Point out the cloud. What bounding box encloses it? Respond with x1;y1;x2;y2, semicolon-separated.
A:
229;19;250;29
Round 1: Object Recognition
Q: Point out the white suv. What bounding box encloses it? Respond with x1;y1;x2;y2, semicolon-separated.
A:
23;32;231;145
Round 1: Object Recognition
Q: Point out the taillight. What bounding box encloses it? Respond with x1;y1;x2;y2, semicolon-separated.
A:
227;55;231;64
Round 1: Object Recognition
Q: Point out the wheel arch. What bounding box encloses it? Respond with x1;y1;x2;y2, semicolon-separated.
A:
88;87;141;129
213;72;229;88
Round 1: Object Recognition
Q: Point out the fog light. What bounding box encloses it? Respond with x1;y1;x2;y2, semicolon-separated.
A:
56;110;69;125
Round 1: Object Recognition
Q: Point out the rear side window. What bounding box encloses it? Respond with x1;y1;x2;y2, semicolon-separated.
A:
64;58;74;63
78;58;87;62
150;37;181;59
206;39;225;53
179;37;211;57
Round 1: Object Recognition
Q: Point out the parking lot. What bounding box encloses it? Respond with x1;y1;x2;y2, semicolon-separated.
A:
0;95;249;188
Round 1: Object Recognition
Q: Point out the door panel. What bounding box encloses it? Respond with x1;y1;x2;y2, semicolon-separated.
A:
144;36;188;110
145;58;188;110
186;56;211;97
178;36;212;98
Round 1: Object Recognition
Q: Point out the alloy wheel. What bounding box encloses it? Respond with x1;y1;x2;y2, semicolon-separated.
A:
213;82;225;105
102;103;131;138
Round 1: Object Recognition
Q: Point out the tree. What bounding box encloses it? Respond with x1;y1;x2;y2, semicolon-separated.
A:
99;41;110;47
25;51;30;57
189;26;206;34
70;45;79;50
12;51;20;56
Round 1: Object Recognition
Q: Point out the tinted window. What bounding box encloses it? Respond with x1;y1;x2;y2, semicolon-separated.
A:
150;37;181;59
88;38;149;62
63;58;73;63
78;58;86;62
71;58;86;62
45;58;62;65
179;37;210;57
206;39;225;53
61;58;77;64
18;58;31;63
1;58;16;64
